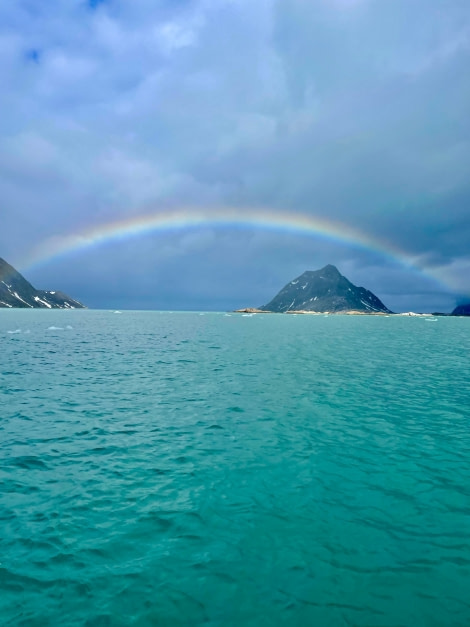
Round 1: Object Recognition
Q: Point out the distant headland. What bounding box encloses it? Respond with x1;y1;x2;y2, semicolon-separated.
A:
235;264;470;316
0;257;85;309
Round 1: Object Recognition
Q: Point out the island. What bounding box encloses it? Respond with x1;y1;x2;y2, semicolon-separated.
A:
242;264;392;314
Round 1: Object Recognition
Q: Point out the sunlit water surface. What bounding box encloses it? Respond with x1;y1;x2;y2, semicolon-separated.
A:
1;310;469;626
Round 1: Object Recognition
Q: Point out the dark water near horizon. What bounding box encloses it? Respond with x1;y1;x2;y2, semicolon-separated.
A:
1;310;469;626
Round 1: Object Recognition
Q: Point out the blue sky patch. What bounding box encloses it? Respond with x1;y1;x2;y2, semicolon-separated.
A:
25;48;41;64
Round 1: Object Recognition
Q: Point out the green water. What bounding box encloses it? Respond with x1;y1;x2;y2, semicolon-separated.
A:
1;310;469;626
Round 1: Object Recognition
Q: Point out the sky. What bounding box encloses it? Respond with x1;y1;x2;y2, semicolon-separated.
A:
1;0;470;312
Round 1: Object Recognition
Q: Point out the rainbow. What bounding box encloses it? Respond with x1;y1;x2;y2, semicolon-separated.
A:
18;208;459;292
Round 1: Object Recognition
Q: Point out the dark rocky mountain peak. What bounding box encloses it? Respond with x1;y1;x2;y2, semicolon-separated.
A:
318;264;341;276
451;303;470;316
260;264;391;313
0;257;85;309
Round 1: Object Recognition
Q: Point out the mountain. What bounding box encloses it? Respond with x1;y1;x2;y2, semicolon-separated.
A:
451;304;470;316
0;258;85;309
260;264;391;313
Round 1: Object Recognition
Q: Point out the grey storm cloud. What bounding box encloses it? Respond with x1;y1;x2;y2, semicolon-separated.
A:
1;0;469;311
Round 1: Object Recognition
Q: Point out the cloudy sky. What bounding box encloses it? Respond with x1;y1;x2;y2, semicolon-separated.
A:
1;0;469;311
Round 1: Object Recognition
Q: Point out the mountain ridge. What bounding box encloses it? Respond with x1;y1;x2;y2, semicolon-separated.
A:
451;303;470;316
0;257;85;309
259;264;392;313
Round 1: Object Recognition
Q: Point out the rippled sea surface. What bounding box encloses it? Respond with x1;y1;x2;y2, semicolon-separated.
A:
1;310;469;626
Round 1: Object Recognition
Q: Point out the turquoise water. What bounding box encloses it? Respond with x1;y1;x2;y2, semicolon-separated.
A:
1;310;469;626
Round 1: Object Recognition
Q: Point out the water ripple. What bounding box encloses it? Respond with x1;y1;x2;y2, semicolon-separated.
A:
1;311;469;625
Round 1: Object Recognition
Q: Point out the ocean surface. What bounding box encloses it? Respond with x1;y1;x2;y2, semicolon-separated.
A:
1;310;469;626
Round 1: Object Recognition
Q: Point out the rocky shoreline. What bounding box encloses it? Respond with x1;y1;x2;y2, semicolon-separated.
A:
234;308;450;316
